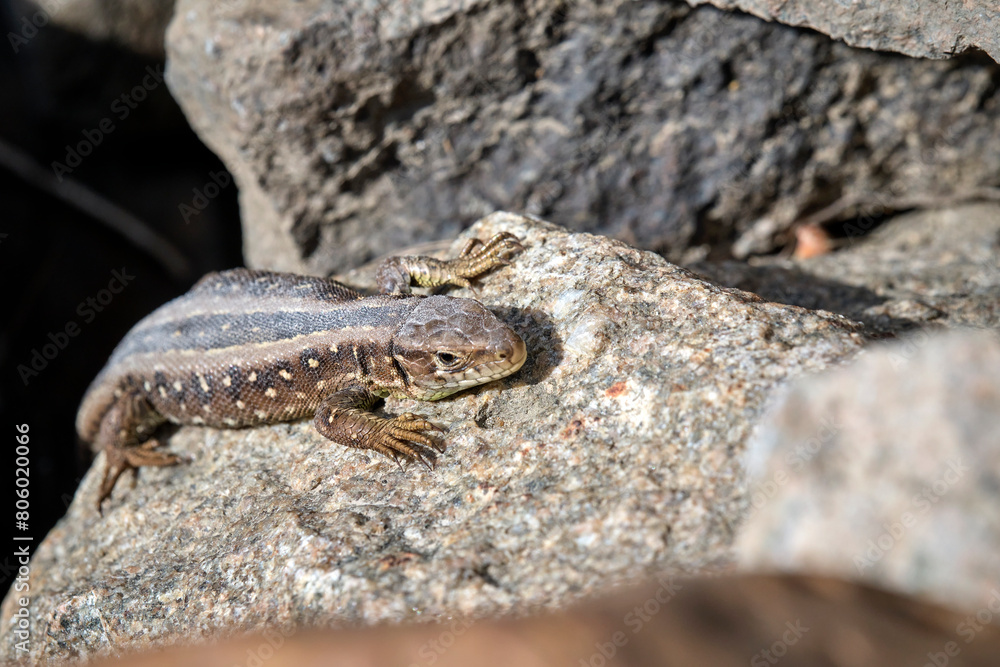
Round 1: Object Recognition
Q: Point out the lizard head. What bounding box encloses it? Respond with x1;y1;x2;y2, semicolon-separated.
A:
392;295;526;401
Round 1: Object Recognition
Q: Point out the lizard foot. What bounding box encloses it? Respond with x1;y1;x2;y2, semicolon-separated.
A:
376;232;524;294
457;230;524;263
314;387;447;470
364;412;445;470
98;439;182;512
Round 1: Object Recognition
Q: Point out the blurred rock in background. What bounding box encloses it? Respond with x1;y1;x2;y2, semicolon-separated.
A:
689;0;1000;62
165;0;1000;274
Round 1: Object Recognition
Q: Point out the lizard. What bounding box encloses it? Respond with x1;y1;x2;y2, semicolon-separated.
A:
76;232;527;509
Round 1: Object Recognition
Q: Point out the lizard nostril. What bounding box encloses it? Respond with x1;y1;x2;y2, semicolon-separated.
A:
498;351;508;360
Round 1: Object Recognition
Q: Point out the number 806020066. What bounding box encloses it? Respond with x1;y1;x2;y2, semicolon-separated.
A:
15;424;30;529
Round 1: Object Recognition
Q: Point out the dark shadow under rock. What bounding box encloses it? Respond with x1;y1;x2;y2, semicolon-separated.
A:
688;261;928;336
689;203;1000;336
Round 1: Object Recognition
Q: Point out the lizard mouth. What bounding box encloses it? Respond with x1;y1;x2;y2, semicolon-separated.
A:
419;337;527;400
455;338;527;386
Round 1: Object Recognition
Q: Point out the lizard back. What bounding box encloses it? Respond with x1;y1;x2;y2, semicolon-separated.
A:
76;269;419;442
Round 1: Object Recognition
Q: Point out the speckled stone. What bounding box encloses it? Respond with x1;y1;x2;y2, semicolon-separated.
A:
0;213;863;663
737;329;1000;612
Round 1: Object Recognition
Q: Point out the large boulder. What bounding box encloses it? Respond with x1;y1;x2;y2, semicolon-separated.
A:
0;213;863;662
163;0;1000;273
738;329;1000;611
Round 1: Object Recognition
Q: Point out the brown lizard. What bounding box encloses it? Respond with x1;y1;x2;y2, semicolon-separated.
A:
76;232;526;508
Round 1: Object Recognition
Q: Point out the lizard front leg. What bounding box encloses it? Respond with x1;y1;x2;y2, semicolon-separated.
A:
313;386;444;468
376;231;524;294
95;389;179;509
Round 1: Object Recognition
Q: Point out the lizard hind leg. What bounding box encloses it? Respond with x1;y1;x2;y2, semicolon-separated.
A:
99;438;180;505
94;389;179;510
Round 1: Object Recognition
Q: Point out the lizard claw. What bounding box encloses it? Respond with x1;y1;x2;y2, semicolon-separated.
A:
458;238;484;258
355;412;447;467
469;232;523;263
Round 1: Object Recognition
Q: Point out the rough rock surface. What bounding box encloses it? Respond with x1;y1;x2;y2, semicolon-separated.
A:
691;203;1000;335
0;213;863;663
737;329;1000;612
164;0;1000;273
690;0;1000;64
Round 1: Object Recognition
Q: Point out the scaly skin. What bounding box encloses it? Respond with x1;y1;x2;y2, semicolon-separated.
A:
76;233;526;509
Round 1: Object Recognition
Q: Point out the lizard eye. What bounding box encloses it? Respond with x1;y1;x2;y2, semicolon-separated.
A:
434;351;462;369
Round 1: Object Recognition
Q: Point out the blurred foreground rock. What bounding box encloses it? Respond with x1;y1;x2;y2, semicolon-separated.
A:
164;0;1000;273
0;213;862;662
92;575;1000;667
738;329;1000;611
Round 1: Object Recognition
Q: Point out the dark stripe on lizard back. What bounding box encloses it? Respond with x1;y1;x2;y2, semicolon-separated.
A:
190;268;365;302
109;303;415;358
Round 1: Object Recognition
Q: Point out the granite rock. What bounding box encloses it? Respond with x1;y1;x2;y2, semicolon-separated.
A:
163;0;1000;273
737;329;1000;611
690;203;1000;335
0;213;863;662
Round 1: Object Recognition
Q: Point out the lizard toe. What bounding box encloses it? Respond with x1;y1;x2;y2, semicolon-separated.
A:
122;440;182;468
393;413;441;433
